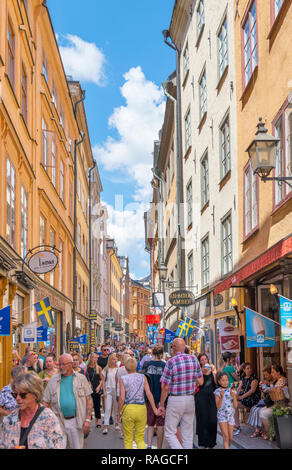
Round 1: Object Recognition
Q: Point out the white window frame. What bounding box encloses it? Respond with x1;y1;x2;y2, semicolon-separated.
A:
201;152;209;208
218;16;228;80
220;113;231;179
201;235;209;287
199;69;207;121
221;212;232;276
185;108;191;152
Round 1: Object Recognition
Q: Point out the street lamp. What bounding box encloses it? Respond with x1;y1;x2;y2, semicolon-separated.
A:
246;118;292;187
159;262;168;282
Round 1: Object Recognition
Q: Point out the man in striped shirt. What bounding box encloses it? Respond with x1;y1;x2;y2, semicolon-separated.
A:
158;338;203;449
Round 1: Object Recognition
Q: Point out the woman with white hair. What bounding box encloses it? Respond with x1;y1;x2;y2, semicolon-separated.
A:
102;353;119;434
0;373;66;449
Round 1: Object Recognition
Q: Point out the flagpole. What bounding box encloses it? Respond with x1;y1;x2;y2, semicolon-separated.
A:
244;306;281;326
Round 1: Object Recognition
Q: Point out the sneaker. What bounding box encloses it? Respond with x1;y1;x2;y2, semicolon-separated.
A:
109;416;114;425
233;428;240;436
120;432;124;439
147;446;152;449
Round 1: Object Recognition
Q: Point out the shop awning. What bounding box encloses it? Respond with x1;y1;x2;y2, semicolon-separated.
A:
214;234;292;295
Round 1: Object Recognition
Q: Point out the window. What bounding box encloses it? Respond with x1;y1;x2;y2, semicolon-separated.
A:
42;118;47;169
59;240;63;291
40;215;46;245
244;162;258;236
51;136;56;187
199;70;207;121
185;109;191;152
201;152;209;208
242;1;258;88
6;157;16;248
42;52;48;83
187;252;194;289
21;186;28;258
52;83;57;108
21;65;28;123
60;160;64;201
7;18;15;88
274;0;284;18
69;178;73;219
78;179;81;201
197;0;205;38
220;114;231;179
60;106;64;127
201;236;209;287
186;180;192;227
82;235;85;259
274;109;292;206
68;251;72;297
49;228;55;286
222;213;232;275
218;17;228;79
78;278;81;312
183;44;190;79
78;224;81;252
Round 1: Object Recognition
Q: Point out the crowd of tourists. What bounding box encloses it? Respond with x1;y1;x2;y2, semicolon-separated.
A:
0;341;289;449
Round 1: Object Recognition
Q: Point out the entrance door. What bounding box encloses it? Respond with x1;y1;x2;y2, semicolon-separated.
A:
257;284;285;376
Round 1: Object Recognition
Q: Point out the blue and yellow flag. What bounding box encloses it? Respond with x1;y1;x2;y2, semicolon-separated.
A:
184;317;196;337
175;320;187;338
34;297;54;328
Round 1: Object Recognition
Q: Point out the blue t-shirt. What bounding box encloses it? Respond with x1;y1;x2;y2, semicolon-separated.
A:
145;360;166;404
60;374;76;417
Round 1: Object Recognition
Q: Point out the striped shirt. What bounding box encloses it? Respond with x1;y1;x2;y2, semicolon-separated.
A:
160;352;202;395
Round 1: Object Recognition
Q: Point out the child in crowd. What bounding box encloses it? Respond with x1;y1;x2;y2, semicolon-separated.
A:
214;371;238;449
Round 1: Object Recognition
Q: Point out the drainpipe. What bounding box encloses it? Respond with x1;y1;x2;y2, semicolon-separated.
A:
72;90;86;338
152;169;164;291
163;30;185;290
88;162;96;347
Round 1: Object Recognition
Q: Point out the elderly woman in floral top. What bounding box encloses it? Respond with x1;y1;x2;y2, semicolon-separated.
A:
0;366;27;418
0;373;66;449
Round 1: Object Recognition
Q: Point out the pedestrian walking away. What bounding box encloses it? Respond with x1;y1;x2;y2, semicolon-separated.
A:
158;338;203;449
195;353;218;449
0;373;66;449
144;344;166;449
43;353;93;449
118;357;160;449
214;371;238;449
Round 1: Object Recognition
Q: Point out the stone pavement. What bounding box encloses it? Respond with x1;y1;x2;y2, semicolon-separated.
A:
84;410;279;450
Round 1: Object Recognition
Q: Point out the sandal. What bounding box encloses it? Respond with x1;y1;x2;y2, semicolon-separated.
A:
250;430;261;438
115;424;120;431
102;428;108;434
262;433;270;440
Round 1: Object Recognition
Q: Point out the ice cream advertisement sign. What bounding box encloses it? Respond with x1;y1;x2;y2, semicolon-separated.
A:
218;320;240;353
245;307;275;348
279;295;292;341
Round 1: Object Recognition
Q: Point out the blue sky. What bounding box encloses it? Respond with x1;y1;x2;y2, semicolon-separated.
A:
47;0;175;279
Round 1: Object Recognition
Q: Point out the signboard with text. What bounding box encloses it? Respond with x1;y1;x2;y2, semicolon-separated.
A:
145;315;160;324
169;290;195;307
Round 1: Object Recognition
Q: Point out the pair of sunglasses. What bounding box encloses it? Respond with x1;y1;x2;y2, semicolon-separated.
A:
12;392;28;399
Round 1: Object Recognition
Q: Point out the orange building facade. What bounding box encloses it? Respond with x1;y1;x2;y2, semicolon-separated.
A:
129;280;150;343
0;0;97;388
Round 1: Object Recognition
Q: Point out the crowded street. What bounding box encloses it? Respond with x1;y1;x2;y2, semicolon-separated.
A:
1;0;292;456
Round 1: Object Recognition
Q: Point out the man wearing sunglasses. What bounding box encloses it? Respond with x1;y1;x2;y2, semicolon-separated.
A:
97;345;111;419
43;353;93;449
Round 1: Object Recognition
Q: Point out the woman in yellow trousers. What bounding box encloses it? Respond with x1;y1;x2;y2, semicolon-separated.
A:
118;358;161;449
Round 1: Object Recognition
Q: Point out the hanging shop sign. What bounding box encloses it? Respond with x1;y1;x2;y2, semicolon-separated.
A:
0;305;11;337
76;334;88;345
114;325;123;332
279;295;292;341
152;292;166;307
213;294;224;307
28;251;58;274
69;340;79;351
245;307;275;348
165;329;176;343
37;326;48;343
104;317;114;324
21;323;38;343
219;319;240;353
169;290;195;307
145;315;160;324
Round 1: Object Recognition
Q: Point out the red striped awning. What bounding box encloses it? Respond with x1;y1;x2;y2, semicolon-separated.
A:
214;235;292;295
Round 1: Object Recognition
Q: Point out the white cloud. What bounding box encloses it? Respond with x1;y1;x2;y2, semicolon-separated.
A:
58;34;106;86
93;66;165;201
103;200;150;277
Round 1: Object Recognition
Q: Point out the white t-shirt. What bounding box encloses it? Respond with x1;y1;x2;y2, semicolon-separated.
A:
116;366;128;396
102;368;117;390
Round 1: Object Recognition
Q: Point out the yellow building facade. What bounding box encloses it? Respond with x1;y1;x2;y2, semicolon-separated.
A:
215;0;292;387
0;0;80;388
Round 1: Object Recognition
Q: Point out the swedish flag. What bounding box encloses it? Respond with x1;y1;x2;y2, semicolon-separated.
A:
34;297;54;328
175;320;187;338
185;317;196;338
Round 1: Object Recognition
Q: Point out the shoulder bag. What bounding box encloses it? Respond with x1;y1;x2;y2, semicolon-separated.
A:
19;406;45;448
